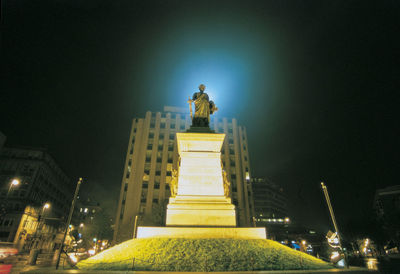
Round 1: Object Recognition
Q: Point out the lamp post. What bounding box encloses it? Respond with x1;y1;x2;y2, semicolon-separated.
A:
55;177;83;269
321;182;347;267
7;178;20;196
28;202;51;265
1;178;20;222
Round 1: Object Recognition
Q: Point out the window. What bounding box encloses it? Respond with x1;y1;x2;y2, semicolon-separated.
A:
169;134;174;140
231;174;236;180
155;171;161;176
157;157;162;163
153;199;158;203
154;184;160;189
158;145;163;151
160;123;166;129
124;184;128;191
142;183;148;189
166;171;172;176
147;144;152;150
149;132;154;138
170;123;175;129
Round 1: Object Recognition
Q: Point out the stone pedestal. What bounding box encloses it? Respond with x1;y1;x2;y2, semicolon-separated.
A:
137;226;266;239
166;132;236;226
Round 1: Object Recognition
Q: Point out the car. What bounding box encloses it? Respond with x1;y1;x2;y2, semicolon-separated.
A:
0;242;18;259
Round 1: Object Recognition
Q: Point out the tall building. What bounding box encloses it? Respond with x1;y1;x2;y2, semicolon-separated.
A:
251;177;290;239
0;146;74;251
114;106;254;243
373;185;400;249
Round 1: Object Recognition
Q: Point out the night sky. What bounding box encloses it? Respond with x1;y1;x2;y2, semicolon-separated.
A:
1;1;399;235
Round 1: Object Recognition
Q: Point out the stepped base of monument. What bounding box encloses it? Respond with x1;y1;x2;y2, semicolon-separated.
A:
166;195;236;226
136;226;266;239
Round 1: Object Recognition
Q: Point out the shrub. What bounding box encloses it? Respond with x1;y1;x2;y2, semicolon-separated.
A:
77;238;332;271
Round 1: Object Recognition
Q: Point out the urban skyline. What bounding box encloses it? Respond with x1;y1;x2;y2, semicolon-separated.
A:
2;0;399;241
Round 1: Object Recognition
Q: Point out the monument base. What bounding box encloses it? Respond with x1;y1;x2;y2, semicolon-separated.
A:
136;226;266;239
166;195;236;226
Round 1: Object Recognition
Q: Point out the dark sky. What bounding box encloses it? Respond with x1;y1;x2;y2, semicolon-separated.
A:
1;1;399;234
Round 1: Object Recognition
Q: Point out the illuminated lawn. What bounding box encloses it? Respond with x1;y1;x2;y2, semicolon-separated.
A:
77;238;332;271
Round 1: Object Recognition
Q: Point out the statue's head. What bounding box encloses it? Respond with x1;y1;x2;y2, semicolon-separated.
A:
198;84;206;92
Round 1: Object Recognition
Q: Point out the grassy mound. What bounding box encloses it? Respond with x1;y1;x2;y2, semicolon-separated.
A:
77;238;332;271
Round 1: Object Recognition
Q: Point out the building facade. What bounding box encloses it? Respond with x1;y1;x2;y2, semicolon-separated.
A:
0;146;74;251
251;177;290;238
113;106;254;243
373;185;400;251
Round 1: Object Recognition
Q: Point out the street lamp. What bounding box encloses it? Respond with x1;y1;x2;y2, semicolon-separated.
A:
7;178;20;196
55;177;83;269
27;202;51;265
321;182;347;267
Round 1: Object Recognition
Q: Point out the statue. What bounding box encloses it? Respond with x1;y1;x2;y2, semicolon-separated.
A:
168;169;179;197
188;84;218;127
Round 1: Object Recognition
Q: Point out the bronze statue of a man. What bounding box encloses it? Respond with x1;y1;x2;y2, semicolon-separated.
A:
188;84;217;127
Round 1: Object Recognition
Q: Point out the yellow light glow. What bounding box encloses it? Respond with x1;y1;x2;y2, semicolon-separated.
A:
88;249;95;255
136;226;266;239
284;217;290;222
43;203;50;209
11;179;20;186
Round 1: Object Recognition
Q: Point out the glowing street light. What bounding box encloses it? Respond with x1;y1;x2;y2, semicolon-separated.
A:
79;223;84;228
43;203;50;209
7;178;20;196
